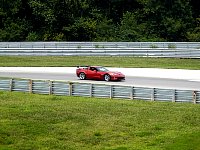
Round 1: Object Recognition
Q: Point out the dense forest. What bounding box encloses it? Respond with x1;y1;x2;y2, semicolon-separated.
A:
1;0;200;42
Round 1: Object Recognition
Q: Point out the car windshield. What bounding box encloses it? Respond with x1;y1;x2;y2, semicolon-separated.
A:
96;67;109;72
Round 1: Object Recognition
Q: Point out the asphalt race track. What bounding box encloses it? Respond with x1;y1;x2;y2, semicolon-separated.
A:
0;71;200;90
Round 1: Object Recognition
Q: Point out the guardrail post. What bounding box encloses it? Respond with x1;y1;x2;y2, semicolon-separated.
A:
9;79;13;92
90;84;93;97
29;79;33;94
151;88;155;101
69;82;72;96
110;85;113;99
193;91;197;104
49;81;52;95
130;86;134;100
172;89;176;102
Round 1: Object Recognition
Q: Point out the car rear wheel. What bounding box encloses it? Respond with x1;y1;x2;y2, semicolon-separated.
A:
104;74;111;81
79;72;86;80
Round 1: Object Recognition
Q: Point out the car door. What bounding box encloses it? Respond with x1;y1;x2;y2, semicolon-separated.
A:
94;68;103;80
87;67;98;79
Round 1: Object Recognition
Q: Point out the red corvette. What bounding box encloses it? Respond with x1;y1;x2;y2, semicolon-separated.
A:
76;66;125;81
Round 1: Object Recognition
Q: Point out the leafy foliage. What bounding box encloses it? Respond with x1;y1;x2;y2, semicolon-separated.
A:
0;0;200;41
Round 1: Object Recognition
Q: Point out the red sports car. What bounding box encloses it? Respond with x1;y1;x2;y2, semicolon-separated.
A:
76;66;125;81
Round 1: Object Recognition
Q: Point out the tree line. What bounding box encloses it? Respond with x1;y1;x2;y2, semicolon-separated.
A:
1;0;200;42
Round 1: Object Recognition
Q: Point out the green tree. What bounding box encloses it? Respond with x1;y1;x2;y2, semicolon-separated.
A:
186;18;200;42
95;18;118;41
0;0;200;41
63;17;97;41
0;0;31;41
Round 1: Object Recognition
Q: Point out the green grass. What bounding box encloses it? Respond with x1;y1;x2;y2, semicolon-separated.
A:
1;56;200;69
0;91;200;150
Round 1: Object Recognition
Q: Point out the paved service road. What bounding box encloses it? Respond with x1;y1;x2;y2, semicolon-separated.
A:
0;72;200;90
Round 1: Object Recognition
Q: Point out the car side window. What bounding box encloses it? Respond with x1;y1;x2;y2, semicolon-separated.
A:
90;67;95;71
90;67;98;71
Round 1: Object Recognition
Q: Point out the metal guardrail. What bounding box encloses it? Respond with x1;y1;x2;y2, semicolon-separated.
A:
0;78;199;104
0;42;200;57
1;42;200;49
1;48;200;57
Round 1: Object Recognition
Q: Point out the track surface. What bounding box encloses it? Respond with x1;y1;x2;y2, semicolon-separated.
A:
0;72;200;90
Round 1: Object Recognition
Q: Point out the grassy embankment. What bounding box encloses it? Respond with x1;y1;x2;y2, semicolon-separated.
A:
0;56;200;69
0;91;200;150
1;56;200;149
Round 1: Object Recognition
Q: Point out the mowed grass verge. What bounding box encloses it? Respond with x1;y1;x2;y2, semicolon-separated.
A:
1;56;200;69
0;91;200;150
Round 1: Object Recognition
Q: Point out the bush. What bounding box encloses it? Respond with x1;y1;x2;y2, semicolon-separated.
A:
168;44;177;49
150;44;158;48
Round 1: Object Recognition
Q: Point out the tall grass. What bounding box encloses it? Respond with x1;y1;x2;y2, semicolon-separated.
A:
0;91;200;150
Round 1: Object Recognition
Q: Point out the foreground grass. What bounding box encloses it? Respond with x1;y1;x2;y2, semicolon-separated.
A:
0;91;200;150
1;56;200;69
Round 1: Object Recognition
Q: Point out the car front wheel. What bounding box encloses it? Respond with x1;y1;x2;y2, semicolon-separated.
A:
104;74;111;81
79;72;86;80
